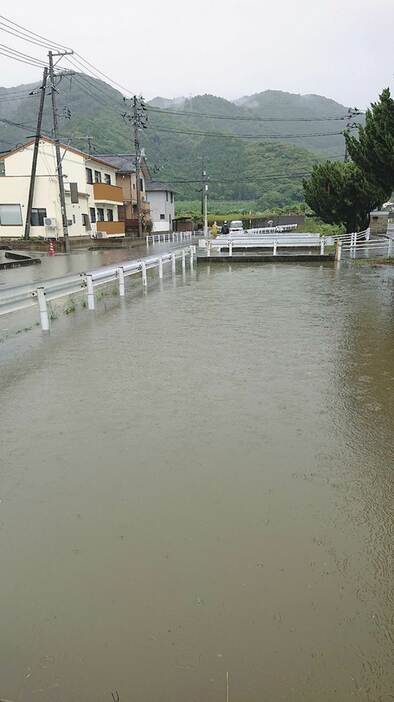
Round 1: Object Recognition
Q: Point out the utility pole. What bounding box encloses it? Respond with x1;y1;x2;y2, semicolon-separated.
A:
24;66;48;240
123;96;148;238
48;49;74;253
202;159;209;237
134;96;143;239
344;107;360;162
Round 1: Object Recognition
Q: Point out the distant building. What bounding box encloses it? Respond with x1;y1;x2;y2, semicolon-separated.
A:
369;210;389;236
146;181;176;232
95;154;151;236
0;137;125;239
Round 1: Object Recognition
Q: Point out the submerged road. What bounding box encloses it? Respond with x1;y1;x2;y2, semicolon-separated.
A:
0;238;191;291
0;260;393;702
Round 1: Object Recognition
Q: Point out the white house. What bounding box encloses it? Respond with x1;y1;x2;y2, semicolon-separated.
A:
0;137;125;239
146;181;176;232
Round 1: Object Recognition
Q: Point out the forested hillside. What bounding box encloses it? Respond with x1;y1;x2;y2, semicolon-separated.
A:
0;76;356;208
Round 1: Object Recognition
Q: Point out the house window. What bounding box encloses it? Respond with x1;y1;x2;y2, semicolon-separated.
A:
90;207;96;223
132;183;136;190
166;191;168;202
104;173;111;185
139;178;144;192
97;208;105;221
70;182;79;204
86;167;93;184
160;214;165;220
82;213;90;228
170;192;173;203
30;207;47;226
72;214;76;224
107;209;114;221
0;204;22;225
94;170;102;183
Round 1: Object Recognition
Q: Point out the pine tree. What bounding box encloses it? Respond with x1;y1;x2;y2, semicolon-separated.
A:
303;161;385;232
345;88;394;197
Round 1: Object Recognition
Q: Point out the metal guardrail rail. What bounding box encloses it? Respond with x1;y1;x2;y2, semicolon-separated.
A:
0;246;196;331
146;231;197;246
203;235;326;256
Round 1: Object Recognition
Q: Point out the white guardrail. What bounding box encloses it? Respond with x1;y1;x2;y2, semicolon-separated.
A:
204;234;326;255
0;246;196;331
146;231;196;246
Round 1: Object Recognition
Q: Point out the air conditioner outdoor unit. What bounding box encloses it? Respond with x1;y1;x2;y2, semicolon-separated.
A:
44;217;56;227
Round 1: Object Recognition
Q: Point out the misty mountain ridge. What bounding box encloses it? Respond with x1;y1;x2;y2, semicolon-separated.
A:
0;77;356;207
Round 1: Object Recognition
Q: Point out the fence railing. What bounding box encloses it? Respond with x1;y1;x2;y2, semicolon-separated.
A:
340;235;392;258
246;224;298;235
202;236;326;255
146;231;196;246
0;246;196;331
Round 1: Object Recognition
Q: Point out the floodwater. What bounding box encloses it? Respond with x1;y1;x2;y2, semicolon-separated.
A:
0;241;170;290
0;260;393;702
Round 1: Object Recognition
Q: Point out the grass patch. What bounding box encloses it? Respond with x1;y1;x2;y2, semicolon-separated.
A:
353;257;394;265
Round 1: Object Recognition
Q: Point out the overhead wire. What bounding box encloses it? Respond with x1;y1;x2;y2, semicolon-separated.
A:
0;14;71;51
146;106;360;122
149;125;348;140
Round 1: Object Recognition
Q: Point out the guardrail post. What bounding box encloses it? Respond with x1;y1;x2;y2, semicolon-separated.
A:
182;248;186;274
86;274;95;310
146;235;149;247
172;251;176;274
190;245;194;270
207;241;211;257
117;266;125;297
141;260;147;287
335;240;341;261
320;237;325;255
159;256;163;279
229;240;233;257
36;287;49;331
366;229;370;241
273;240;278;256
388;238;392;256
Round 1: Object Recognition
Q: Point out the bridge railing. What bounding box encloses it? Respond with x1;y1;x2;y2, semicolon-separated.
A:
246;224;298;235
202;236;327;255
0;246;196;331
146;231;197;246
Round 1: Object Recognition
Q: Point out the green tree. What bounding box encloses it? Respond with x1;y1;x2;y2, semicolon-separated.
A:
345;88;394;196
303;161;385;232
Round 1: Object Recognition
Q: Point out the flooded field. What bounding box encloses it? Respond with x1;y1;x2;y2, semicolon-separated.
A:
0;261;393;702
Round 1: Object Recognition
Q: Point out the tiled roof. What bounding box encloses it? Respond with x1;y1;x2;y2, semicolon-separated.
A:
95;154;137;173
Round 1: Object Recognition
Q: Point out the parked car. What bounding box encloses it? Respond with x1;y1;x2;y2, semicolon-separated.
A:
229;220;244;234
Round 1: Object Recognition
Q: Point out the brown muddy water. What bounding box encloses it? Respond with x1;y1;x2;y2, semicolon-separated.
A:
0;261;393;702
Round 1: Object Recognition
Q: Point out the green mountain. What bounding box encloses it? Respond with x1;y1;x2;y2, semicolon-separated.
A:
0;77;355;208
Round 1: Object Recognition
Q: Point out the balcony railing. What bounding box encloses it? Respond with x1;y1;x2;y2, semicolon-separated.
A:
93;183;124;204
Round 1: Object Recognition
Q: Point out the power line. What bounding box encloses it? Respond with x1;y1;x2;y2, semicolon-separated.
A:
72;53;133;96
146;106;361;123
150;125;349;140
0;47;47;68
0;42;48;66
0;14;71;51
158;172;314;185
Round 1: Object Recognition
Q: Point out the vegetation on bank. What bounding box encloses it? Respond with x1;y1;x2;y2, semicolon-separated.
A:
353;257;394;265
175;201;345;235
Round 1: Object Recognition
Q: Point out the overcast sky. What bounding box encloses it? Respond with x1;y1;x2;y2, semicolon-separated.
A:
1;0;393;108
